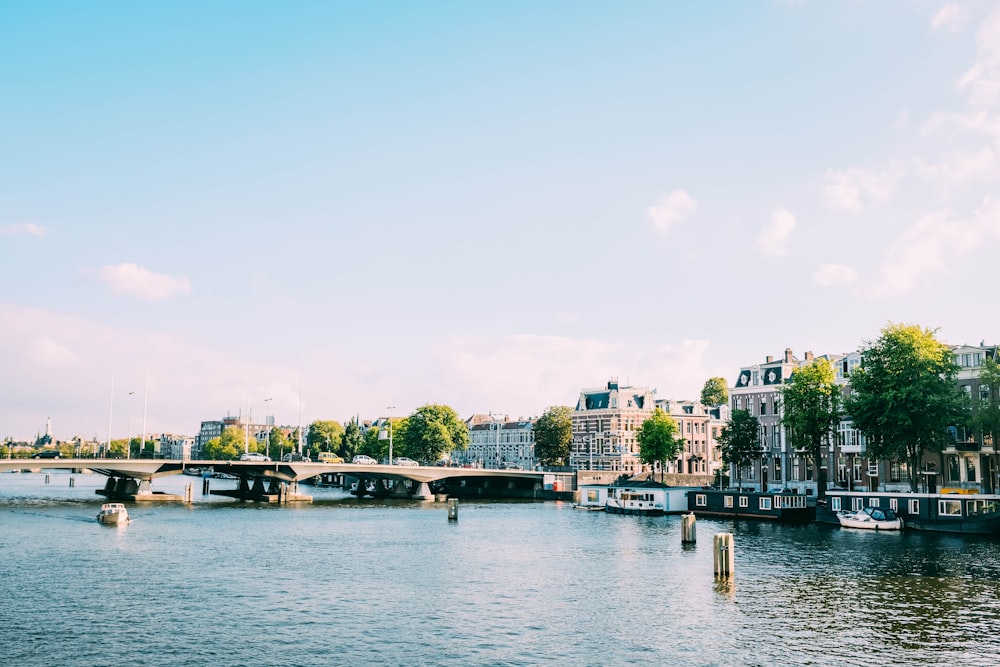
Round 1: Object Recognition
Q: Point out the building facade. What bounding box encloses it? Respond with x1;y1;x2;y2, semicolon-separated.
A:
656;399;729;477
569;378;655;475
460;414;535;469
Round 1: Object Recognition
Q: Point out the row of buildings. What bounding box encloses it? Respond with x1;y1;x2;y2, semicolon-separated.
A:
102;341;999;496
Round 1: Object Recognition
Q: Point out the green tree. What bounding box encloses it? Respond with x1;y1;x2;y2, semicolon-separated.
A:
533;406;573;466
266;427;291;460
780;358;842;498
846;323;964;492
400;404;468;463
307;420;344;456
636;407;684;482
700;377;729;407
202;426;245;460
717;409;762;490
339;420;365;460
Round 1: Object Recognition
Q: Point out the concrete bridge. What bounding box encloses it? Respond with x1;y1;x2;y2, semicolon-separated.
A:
0;459;574;503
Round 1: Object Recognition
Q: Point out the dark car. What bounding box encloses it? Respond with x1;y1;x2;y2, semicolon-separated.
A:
31;450;61;459
281;453;311;462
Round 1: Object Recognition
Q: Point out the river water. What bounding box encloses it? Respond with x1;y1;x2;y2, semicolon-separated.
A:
1;470;998;666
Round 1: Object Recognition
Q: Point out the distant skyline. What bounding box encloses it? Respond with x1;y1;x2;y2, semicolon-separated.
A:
3;2;1000;440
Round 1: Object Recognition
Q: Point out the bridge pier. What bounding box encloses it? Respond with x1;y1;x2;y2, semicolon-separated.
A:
210;475;312;503
412;482;434;501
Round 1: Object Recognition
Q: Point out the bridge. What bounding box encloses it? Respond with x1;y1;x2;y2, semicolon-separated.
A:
0;459;575;503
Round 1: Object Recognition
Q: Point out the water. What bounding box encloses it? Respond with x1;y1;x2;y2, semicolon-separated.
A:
2;471;999;666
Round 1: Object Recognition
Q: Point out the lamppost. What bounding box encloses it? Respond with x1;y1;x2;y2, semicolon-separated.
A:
264;397;273;458
387;406;396;464
127;391;135;460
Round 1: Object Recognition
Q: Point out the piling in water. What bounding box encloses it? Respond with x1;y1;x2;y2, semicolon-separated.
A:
69;477;75;488
713;533;735;577
681;513;696;543
448;498;458;521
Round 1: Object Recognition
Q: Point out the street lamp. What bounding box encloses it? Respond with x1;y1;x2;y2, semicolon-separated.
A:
264;398;273;458
387;406;396;464
127;391;135;460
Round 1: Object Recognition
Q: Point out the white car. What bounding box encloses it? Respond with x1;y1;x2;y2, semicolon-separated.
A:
239;452;270;462
351;455;378;465
393;457;419;466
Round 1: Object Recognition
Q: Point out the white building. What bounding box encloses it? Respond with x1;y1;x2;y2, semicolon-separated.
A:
460;414;535;469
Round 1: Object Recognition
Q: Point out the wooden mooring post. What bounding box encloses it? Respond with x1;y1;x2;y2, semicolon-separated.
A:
681;513;696;543
448;498;458;521
713;533;735;577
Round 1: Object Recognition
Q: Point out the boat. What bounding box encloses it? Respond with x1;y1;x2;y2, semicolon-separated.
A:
572;503;606;511
837;506;903;530
818;490;1000;535
96;503;129;525
688;489;816;523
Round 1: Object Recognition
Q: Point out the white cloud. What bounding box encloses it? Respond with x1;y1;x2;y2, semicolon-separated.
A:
931;4;969;32
647;190;697;234
957;6;1000;108
1;223;47;237
868;197;1000;298
814;264;857;287
890;110;910;130
28;336;81;368
756;208;796;256
916;147;998;192
822;165;904;213
95;263;192;301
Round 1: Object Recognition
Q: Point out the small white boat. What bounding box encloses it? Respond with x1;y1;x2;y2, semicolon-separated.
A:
97;503;129;525
837;506;902;530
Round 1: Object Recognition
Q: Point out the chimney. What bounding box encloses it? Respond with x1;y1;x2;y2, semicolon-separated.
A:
805;351;814;361
766;355;774;363
784;347;793;363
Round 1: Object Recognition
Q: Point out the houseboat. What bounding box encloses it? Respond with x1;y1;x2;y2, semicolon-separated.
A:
688;489;815;523
575;480;692;515
818;490;1000;535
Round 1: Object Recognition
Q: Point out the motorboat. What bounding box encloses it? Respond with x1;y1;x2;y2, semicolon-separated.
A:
97;502;129;525
837;506;902;530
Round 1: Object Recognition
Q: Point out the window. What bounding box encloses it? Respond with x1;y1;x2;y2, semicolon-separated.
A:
889;462;902;483
760;398;767;415
939;499;962;517
908;499;920;515
852;497;864;511
739;496;748;508
831;497;842;511
868;498;879;507
724;496;734;508
759;497;772;510
695;494;706;507
948;456;961;483
587;490;598;502
967;457;978;483
889;498;898;511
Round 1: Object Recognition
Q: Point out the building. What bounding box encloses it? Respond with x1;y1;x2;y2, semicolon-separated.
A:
194;415;270;458
656;399;729;477
460;414;535;469
159;433;195;460
942;343;999;493
569;378;655;475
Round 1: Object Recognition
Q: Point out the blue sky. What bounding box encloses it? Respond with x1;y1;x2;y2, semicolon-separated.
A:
3;1;1000;441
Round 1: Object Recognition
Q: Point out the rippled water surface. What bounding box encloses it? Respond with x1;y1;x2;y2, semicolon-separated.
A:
2;471;999;666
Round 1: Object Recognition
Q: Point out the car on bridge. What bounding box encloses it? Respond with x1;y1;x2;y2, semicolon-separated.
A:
393;457;419;466
239;452;270;462
31;450;61;459
351;455;377;465
281;453;311;462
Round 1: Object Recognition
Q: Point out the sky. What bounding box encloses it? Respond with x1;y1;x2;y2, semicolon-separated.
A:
3;1;1000;441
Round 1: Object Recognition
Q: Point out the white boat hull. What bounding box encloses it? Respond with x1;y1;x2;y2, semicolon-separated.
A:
97;503;129;525
837;511;902;530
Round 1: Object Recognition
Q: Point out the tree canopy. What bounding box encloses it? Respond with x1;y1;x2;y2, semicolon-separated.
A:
781;357;842;498
716;409;761;490
533;406;573;466
202;426;246;460
307;420;343;455
266;427;291;459
700;377;729;407
400;405;468;463
975;356;1000;450
846;323;963;492
339;420;365;460
636;407;684;481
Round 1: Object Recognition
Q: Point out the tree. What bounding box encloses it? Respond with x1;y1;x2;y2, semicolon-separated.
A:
533;406;573;466
846;323;964;492
700;377;729;407
202;426;245;460
636;407;684;482
781;357;842;498
339;420;365;460
307;420;343;456
400;404;468;463
266;427;290;460
717;409;761;490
